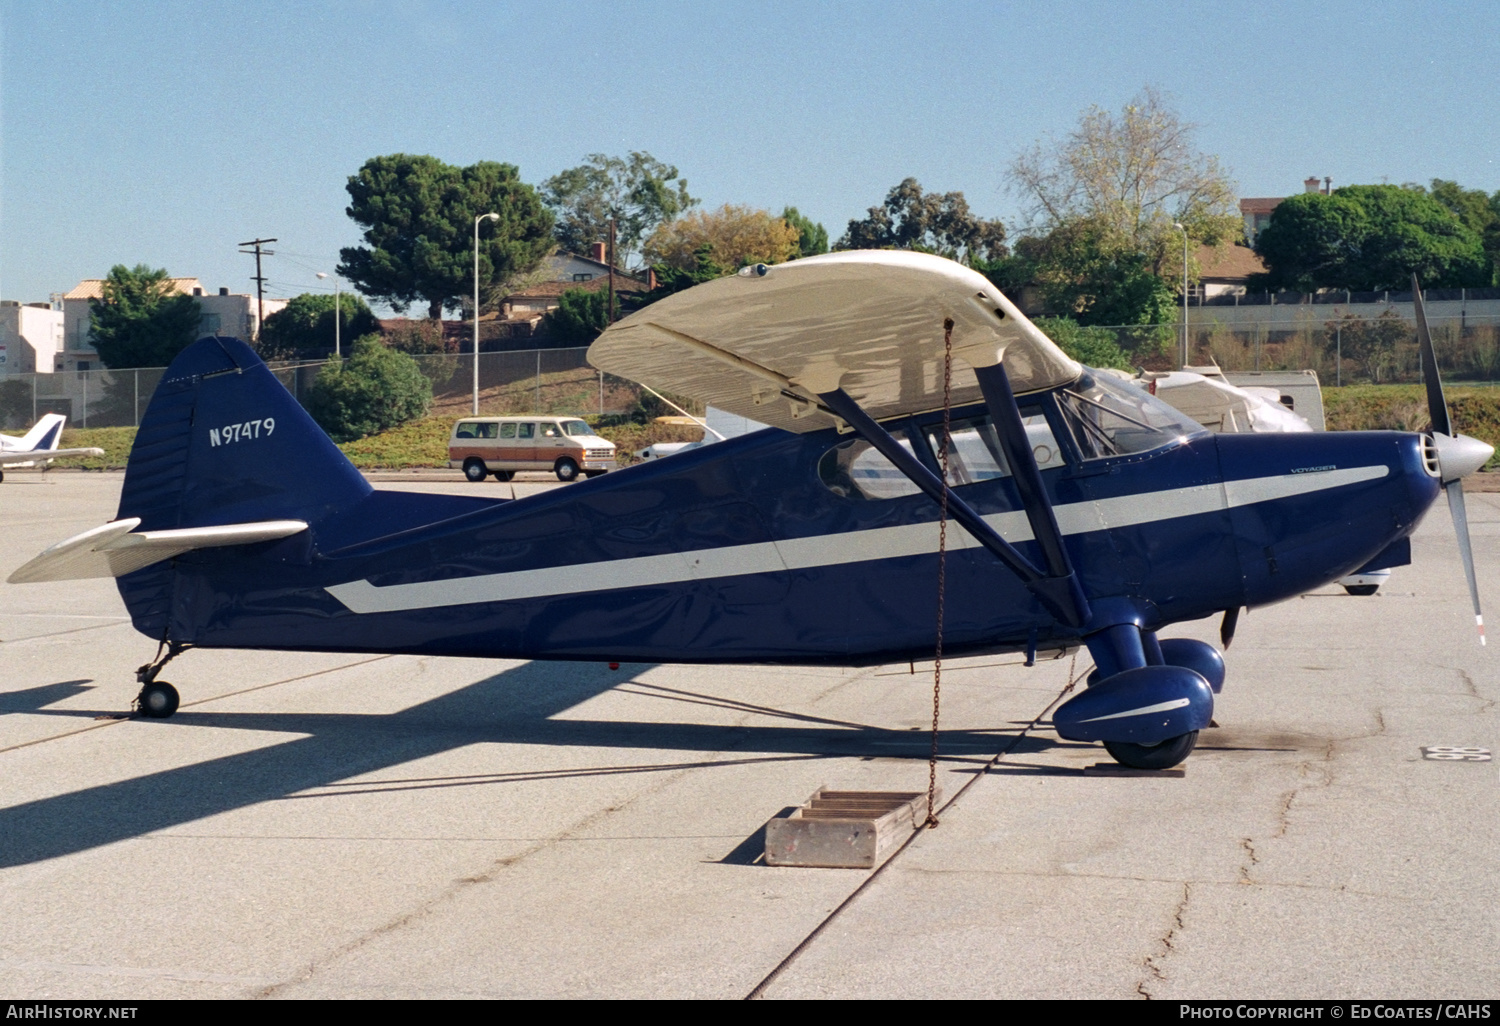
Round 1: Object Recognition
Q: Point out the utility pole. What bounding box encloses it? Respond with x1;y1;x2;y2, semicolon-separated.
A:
607;218;617;325
238;238;277;339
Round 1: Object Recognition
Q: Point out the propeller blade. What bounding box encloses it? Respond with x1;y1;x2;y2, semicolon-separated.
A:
1445;481;1485;646
1412;274;1452;438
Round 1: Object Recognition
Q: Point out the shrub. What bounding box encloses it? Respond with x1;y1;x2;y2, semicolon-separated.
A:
0;378;31;429
1033;317;1132;369
541;288;613;346
304;335;432;442
383;318;454;354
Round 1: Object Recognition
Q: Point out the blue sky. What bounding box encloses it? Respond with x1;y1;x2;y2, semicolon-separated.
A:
2;0;1496;308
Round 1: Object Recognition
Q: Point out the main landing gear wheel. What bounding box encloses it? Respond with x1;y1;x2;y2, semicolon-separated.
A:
137;681;180;719
463;458;488;483
1104;731;1198;770
554;458;579;482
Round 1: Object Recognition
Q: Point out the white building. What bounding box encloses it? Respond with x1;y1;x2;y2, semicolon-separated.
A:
0;302;64;376
59;278;286;371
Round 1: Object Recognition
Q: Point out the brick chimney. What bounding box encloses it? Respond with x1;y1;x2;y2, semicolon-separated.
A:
1304;176;1322;194
589;241;607;263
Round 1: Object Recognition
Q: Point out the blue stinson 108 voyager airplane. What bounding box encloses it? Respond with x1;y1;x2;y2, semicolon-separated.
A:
10;253;1491;769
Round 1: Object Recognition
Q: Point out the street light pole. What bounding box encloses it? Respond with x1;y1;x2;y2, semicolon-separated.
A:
315;272;342;359
474;212;500;416
1174;222;1189;368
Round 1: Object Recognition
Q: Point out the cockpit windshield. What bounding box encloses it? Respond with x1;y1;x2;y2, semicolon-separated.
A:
1056;371;1205;459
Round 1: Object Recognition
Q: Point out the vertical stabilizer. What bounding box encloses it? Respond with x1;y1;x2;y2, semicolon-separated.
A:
10;414;66;452
117;336;371;530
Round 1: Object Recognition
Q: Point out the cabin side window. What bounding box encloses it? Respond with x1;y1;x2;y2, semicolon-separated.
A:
920;410;1064;486
819;407;1066;500
922;417;1006;486
818;436;921;501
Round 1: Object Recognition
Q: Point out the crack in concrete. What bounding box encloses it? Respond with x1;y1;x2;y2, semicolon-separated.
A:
251;779;661;999
1238;837;1260;885
1459;669;1494;714
1136;882;1190;999
791;863;1428;902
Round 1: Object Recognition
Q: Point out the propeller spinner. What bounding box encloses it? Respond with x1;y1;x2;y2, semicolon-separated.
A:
1413;275;1493;645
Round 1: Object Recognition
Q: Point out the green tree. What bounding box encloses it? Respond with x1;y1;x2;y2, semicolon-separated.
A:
87;264;202;369
1000;219;1177;326
303;334;432;442
338;154;554;321
257;293;380;361
1422;179;1500;285
640;246;730;302
1254;185;1489;292
542;152;697;268
782;207;828;257
541;288;615;346
837;178;1007;262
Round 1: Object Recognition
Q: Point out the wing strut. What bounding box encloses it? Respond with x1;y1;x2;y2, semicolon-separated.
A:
814;386;1091;629
970;361;1088;598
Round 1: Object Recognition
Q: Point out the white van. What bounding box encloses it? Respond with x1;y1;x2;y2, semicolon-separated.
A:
449;416;617;482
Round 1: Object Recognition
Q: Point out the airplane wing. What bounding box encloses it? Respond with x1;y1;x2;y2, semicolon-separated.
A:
7;517;308;583
0;446;106;466
588;250;1080;433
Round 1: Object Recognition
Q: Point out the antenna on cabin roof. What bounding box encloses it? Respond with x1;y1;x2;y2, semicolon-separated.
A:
237;238;277;339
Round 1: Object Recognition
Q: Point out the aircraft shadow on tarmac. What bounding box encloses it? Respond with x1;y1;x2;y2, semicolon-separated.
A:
0;660;1076;869
1;679;95;714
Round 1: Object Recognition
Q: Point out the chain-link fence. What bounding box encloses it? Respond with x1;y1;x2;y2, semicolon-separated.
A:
1076;315;1500;386
0;347;650;431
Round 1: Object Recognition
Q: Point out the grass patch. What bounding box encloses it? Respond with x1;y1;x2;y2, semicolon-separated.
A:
53;427;136;470
1325;385;1500;467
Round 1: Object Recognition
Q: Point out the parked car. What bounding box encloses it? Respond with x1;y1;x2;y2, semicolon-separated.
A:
449;416;617;482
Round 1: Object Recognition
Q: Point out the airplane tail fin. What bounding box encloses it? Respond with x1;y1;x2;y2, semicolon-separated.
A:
117;336;371;531
14;413;66;452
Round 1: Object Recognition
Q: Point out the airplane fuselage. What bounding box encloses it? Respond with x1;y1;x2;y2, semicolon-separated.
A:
118;392;1440;665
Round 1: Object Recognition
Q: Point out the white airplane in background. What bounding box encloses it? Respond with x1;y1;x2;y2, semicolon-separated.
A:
0;413;104;482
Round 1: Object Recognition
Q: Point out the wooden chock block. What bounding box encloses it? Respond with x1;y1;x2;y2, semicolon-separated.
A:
764;786;939;869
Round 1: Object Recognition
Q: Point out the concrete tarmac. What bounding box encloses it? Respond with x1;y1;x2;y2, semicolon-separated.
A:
0;469;1494;999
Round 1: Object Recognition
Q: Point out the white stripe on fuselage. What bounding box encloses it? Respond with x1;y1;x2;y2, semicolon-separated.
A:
325;465;1389;614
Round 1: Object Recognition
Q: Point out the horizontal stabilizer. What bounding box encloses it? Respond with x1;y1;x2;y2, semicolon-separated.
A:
0;446;105;466
7;517;307;584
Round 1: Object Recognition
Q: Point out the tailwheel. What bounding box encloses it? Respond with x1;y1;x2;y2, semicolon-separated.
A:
1104;731;1198;770
137;681;180;719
